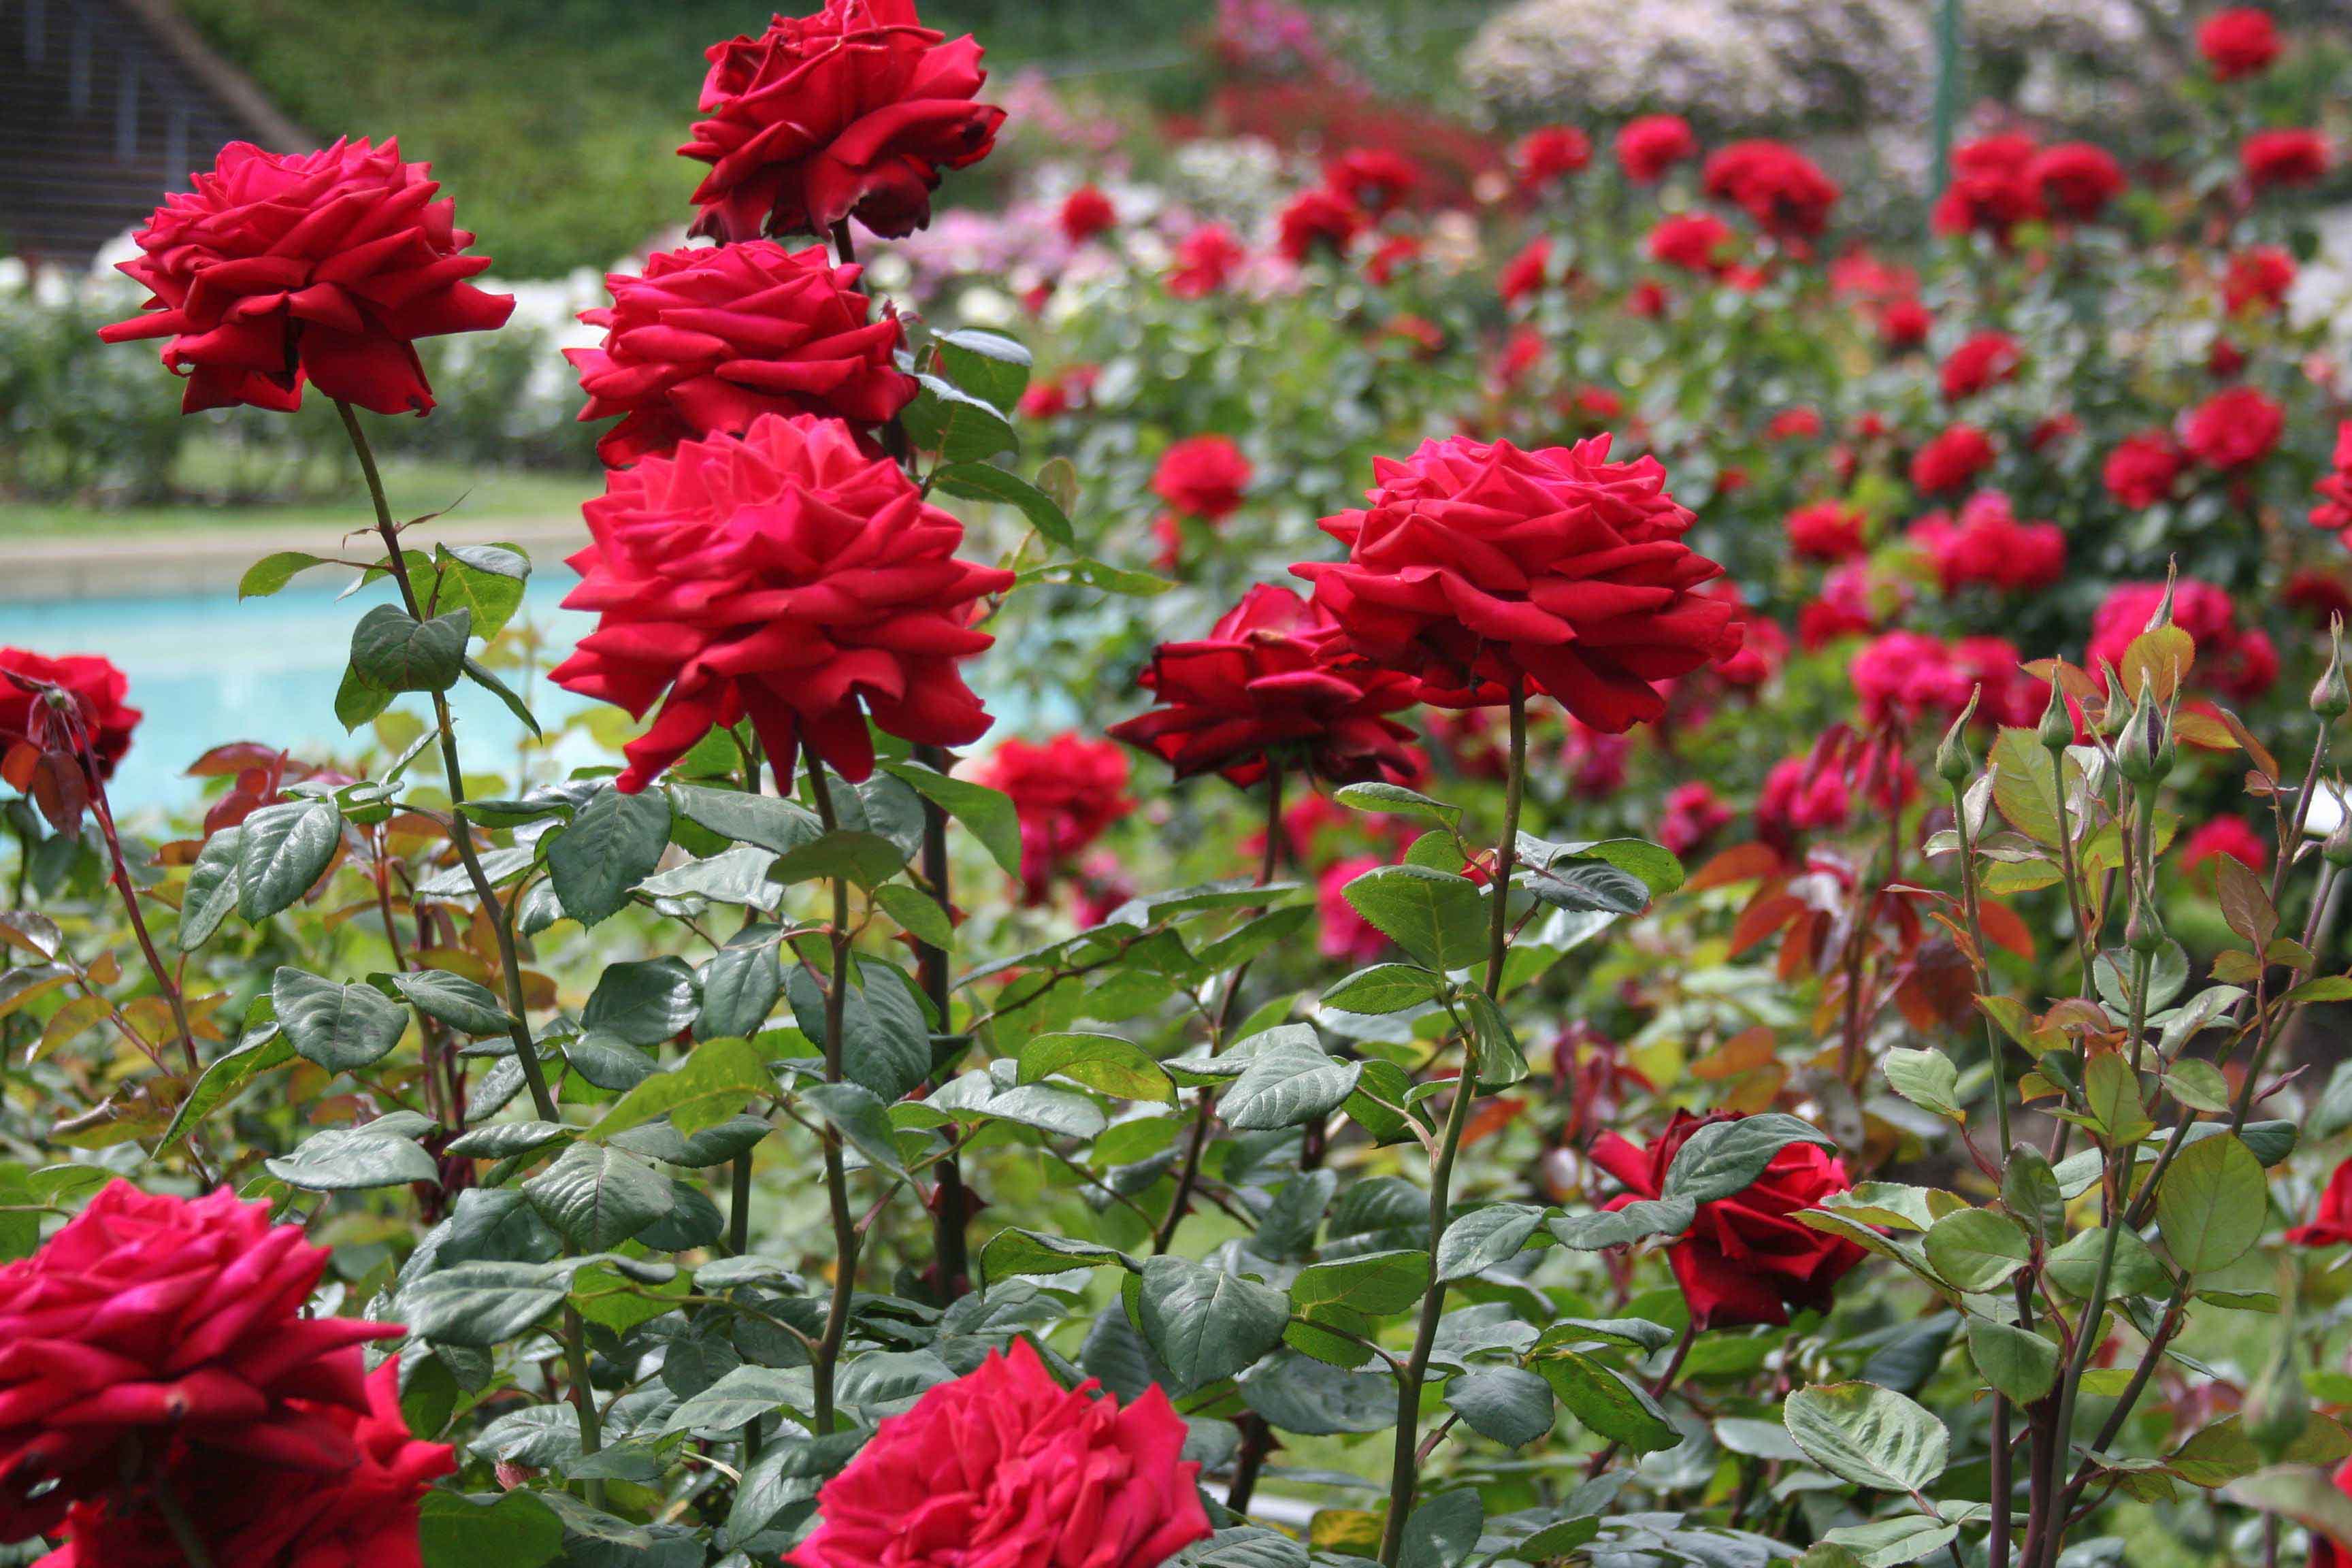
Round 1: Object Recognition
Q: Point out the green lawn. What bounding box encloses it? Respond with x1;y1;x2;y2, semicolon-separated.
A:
0;461;593;537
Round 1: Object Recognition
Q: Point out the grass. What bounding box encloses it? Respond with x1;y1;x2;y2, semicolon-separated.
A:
0;461;593;537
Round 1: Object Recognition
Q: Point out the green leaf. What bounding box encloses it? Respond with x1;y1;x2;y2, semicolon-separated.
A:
1018;1030;1174;1104
979;1228;1134;1284
1882;1048;1963;1120
387;969;514;1036
787;956;929;1104
799;1081;909;1178
698;940;783;1041
590;1037;774;1139
663;1366;814;1435
274;967;409;1073
178;828;244;951
1662;1113;1836;1204
1544;1199;1695;1250
350;604;470;693
1341;864;1488;971
1436;1203;1545;1281
1320;963;1444;1015
1399;1490;1484;1568
399;1260;569;1346
266;1126;438;1190
1012;556;1174;597
522;1143;674;1250
2157;1132;2266;1275
932;463;1073;548
1137;1256;1290;1388
1967;1318;2059;1403
1820;1517;1959;1568
1922;1209;2031;1292
668;783;821;855
874;883;956;951
336;662;394;731
768;829;909;889
1537;1350;1681;1452
161;1027;292;1149
1444;1365;1554;1449
1784;1382;1950;1492
2082;1052;2156;1145
1223;1030;1361;1130
417;1490;564;1568
460;657;541;739
879;762;1023;881
1292;1249;1431;1316
236;798;342;921
546;786;671;927
435;543;530;640
901;375;1016;463
583;958;700;1047
239;550;336;600
1333;781;1463;828
933;327;1032;407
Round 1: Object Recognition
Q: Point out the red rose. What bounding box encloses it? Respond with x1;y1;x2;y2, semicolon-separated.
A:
1617;116;1699;184
1591;1111;1865;1328
2089;581;2276;702
2312;421;2352;532
967;734;1133;903
1646;212;1737;276
97;139;512;416
682;0;1004;243
2183;816;2270;878
1910;489;2065;595
2180;385;2284;470
2286;570;2352;625
2103;429;2186;508
1909;423;1997;494
1365;233;1421;286
1514;125;1593;190
1016;365;1096;421
1940;331;2023;402
1877;297;1934;348
1169;224;1247;298
789;1339;1207;1568
551;412;1013;793
2290;1160;2352;1248
1784;502;1867;562
1058;184;1117;244
1766;407;1823;442
1628;279;1670;318
2221;245;2297;314
0;651;139;783
1851;631;2034;728
1152;436;1253;521
1498;236;1556;307
1107;584;1422;789
0;1183;401;1540
2317;1457;2352;1568
2029;141;2127;220
32;1362;452;1568
1293;434;1742;729
1932;133;2042;244
1318;854;1392;964
1277;186;1367;263
2242;129;2332;191
1757;753;1852;848
1702;140;1839;240
1326;147;1422;215
2199;7;2283;80
1658;781;1731;858
566;240;917;468
1798;561;1893;650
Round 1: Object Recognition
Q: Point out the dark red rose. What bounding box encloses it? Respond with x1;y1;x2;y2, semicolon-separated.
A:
2029;141;2127;220
1498;236;1555;306
2103;429;2186;508
1591;1111;1865;1328
2208;337;2249;379
1169;224;1247;297
1628;279;1669;318
1932;133;2042;244
2199;7;2283;80
1616;116;1699;183
1909;423;1997;494
2180;385;2284;470
1277;186;1367;263
31;1362;451;1568
2242;129;2332;191
1785;501;1867;562
1646;212;1737;276
2313;421;2352;532
1514;126;1593;190
1325;147;1422;215
1940;331;2022;402
551;412;1013;793
1152;435;1253;521
0;651;138;785
966;734;1133;904
2285;570;2352;625
0;1183;402;1540
2089;581;2276;702
1107;584;1422;789
788;1339;1207;1568
566;240;917;468
681;0;1004;243
1910;489;2065;595
1293;434;1743;729
97;139;512;416
1058;184;1117;244
1702;140;1839;240
2291;1159;2352;1248
2221;245;2297;314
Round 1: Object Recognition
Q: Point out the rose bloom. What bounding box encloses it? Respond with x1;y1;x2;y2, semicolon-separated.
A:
97;139;512;415
1277;186;1366;263
1561;718;1631;799
1592;1111;1865;1328
1878;296;1934;348
1058;184;1117;244
1168;224;1247;298
2312;421;2352;532
2287;570;2352;627
2290;1160;2352;1248
681;0;1004;242
2182;815;2270;878
1316;853;1396;964
1616;115;1699;183
1851;630;2034;728
1657;780;1731;858
1757;753;1852;848
1107;584;1422;789
1514;125;1593;191
2242;128;2332;191
1784;501;1867;562
1940;331;2022;402
1365;233;1421;287
1326;146;1422;215
0;1183;400;1539
33;1362;451;1568
1490;327;1548;392
1627;279;1670;318
789;1339;1208;1568
552;412;1013;793
2103;429;2186;508
0;651;139;783
1765;407;1823;442
1909;423;1997;494
1017;364;1096;421
2221;245;2297;314
2089;581;2278;703
966;734;1133;904
1646;212;1736;276
1152;435;1253;521
1910;490;2065;595
1702;140;1839;240
1932;133;2042;243
2321;1458;2352;1568
1797;561;1893;650
566;240;916;468
1294;434;1743;730
2029;141;2127;220
1497;235;1555;307
2180;385;2285;470
1704;584;1787;691
2199;7;2282;80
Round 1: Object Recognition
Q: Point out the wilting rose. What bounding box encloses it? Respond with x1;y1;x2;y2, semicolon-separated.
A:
1646;212;1737;276
0;1183;399;1539
2103;429;2186;508
1932;133;2041;243
1702;141;1839;240
1910;490;2065;595
1169;225;1247;298
1616;115;1698;183
2199;7;2282;80
1294;434;1742;730
2180;385;2285;470
966;734;1134;904
2089;581;2277;702
2029;141;2126;220
681;0;1004;243
97;139;512;415
1784;502;1867;562
31;1362;451;1568
1058;184;1117;244
1909;423;1997;495
1940;331;2022;402
551;412;1014;793
2290;1160;2352;1248
2221;246;2296;314
567;240;917;468
1107;584;1421;788
2312;422;2352;532
2242;129;2331;191
1277;186;1366;263
0;651;139;784
1514;125;1592;190
1152;436;1254;521
789;1339;1209;1568
1591;1111;1865;1328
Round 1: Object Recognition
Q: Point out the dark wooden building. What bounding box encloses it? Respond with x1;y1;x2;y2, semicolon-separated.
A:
1;0;304;267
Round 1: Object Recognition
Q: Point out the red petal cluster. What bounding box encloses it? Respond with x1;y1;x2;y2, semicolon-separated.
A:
0;651;140;783
1701;140;1840;240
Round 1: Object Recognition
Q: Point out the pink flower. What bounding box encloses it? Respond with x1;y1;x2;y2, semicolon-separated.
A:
1169;225;1248;297
1277;186;1366;263
2029;142;2127;220
1702;141;1839;240
1059;184;1117;244
1646;212;1737;276
1658;781;1731;857
1326;147;1423;215
2242;129;2331;191
1498;236;1556;306
1933;134;2042;244
2089;581;2277;702
2182;816;2270;876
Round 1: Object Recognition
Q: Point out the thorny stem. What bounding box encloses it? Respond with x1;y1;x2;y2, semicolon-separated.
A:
806;762;862;1437
83;777;197;1074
